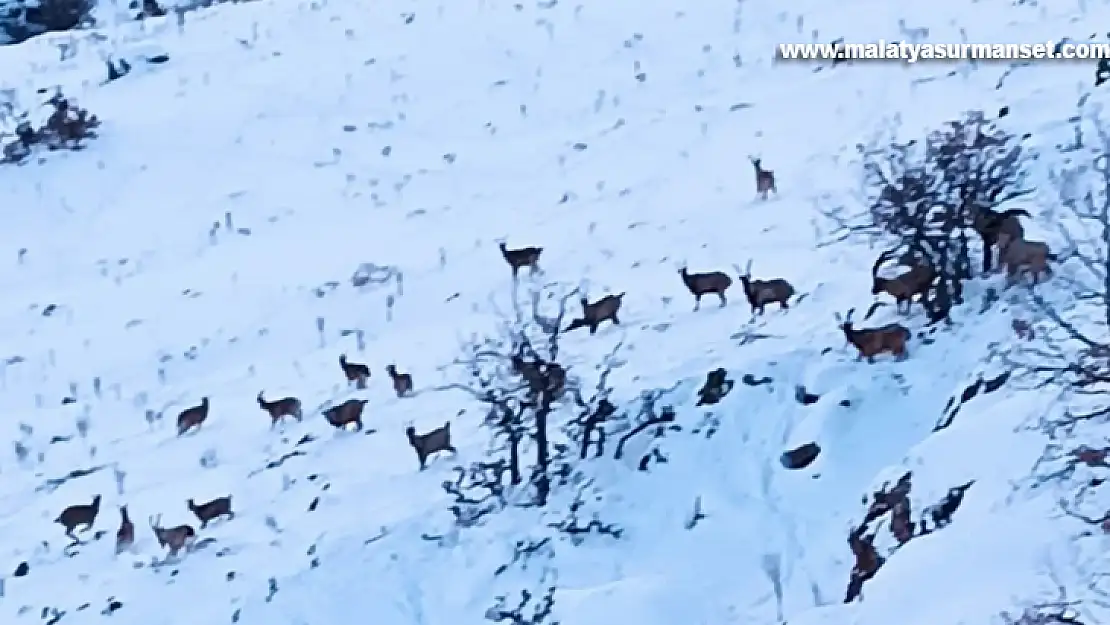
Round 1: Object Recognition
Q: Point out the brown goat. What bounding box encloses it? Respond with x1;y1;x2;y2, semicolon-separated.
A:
406;422;457;470
565;293;624;334
115;505;135;555
149;515;196;557
736;261;794;314
870;250;934;313
339;355;370;389
323;399;367;431
187;496;234;528
973;207;1029;273
499;241;542;277
176;397;209;435
836;308;911;363
750;157;777;200
257;391;303;427
999;237;1056;286
386;365;413;397
679;267;732;310
55;494;101;543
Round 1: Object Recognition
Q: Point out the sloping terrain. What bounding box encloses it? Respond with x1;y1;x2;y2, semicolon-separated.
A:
0;0;1108;624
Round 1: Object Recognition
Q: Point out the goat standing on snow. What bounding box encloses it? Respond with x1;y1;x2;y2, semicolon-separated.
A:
498;241;543;278
870;250;934;314
736;260;794;314
339;354;371;389
679;266;732;310
257;391;303;427
149;514;196;557
386;365;413;397
750;157;777;200
323;398;367;431
998;234;1056;286
187;496;234;528
406;422;457;470
115;505;135;555
836;308;910;362
176;397;209;435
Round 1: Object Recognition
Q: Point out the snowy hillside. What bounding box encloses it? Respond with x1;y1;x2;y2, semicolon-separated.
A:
1;0;1110;623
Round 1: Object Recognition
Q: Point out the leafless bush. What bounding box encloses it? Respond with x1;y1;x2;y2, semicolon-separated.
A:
1;92;100;164
850;111;1031;321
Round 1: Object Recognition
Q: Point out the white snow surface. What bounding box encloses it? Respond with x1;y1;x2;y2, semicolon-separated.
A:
0;0;1106;624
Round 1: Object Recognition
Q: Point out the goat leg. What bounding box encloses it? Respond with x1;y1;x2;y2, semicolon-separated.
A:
718;293;727;307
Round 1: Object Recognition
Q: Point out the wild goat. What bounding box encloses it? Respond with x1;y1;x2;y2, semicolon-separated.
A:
257;391;302;427
55;494;101;543
187;496;234;528
386;365;413;397
176;397;209;435
736;261;794;314
499;241;543;277
679;267;732;310
149;515;196;557
564;293;623;334
750;157;777;200
870;250;934;313
406;422;457;470
513;355;567;399
115;505;135;554
323;398;367;431
339;355;370;389
973;207;1029;273
999;236;1056;285
836;308;911;362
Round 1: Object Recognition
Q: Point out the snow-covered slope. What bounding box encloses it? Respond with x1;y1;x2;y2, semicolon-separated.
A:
0;0;1107;623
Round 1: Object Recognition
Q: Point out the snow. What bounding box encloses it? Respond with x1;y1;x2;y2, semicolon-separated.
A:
0;0;1107;623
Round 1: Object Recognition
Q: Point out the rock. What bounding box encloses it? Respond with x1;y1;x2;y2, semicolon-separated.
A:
781;442;820;470
13;561;28;576
794;384;820;405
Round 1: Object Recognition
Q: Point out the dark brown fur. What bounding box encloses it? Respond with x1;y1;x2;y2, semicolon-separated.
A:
999;237;1056;286
736;261;794;314
973;207;1030;273
870;250;934;313
115;505;134;555
499;241;543;277
323;399;367;431
565;293;624;334
187;496;234;528
176;397;209;435
837;308;911;363
149;515;196;557
750;157;777;200
55;494;101;542
257;391;303;427
339;355;370;389
406;422;457;470
679;267;732;310
386;365;413;397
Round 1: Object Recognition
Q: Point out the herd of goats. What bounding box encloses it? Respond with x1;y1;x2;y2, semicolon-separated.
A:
46;164;1058;561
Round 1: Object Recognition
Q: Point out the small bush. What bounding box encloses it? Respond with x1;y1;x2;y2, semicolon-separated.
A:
859;111;1030;320
1;91;100;164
